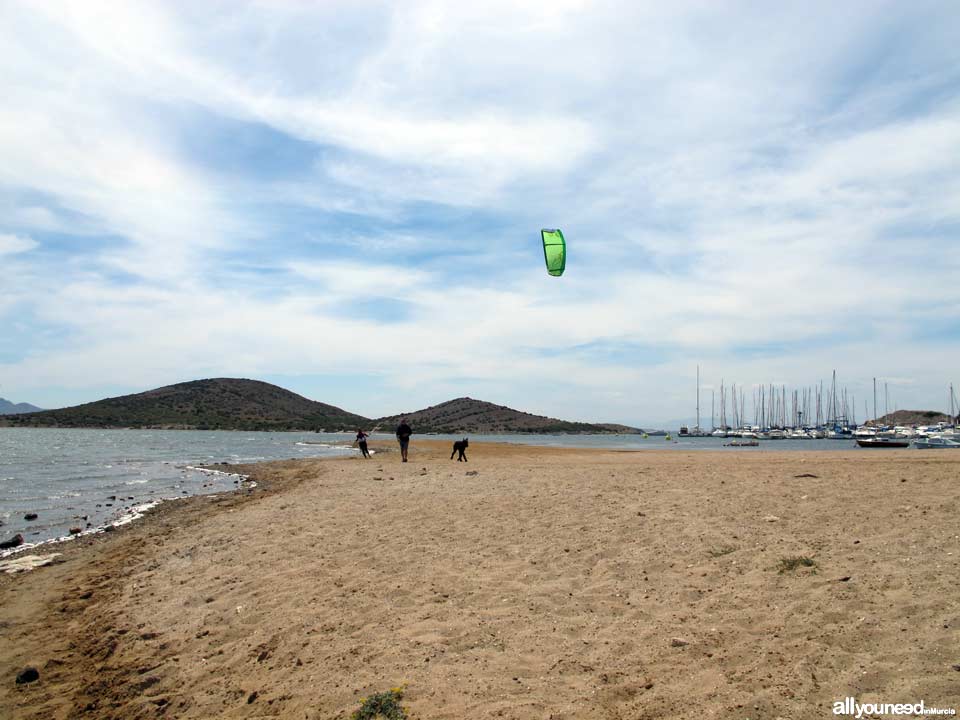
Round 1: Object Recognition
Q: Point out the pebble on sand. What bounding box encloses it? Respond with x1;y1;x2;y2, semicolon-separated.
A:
0;533;24;550
16;667;39;684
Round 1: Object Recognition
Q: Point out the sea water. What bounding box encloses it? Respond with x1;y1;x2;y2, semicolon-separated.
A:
0;428;359;555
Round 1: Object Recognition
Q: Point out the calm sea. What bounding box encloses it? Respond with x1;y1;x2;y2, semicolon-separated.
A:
0;428;361;555
0;428;864;555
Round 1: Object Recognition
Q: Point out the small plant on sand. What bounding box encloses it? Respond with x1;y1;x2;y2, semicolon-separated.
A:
778;556;817;574
707;545;736;558
351;686;408;720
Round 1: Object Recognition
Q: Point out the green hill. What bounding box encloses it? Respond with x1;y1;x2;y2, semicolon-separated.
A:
375;397;640;434
0;378;369;431
0;381;640;433
868;409;956;427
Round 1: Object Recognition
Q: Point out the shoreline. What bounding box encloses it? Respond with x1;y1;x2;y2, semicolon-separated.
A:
0;455;314;719
0;466;254;563
0;463;255;560
2;442;958;719
1;429;902;560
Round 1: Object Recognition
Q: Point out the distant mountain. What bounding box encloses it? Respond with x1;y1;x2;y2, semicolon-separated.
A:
375;397;641;434
869;410;957;427
0;398;44;415
0;381;642;434
0;379;369;431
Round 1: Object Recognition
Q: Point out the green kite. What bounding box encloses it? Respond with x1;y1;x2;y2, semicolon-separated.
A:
541;228;566;277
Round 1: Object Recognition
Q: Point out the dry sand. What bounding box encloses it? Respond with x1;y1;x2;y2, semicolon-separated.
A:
1;441;958;719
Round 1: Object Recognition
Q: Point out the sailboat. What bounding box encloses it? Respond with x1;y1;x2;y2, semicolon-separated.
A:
856;437;910;448
680;366;709;436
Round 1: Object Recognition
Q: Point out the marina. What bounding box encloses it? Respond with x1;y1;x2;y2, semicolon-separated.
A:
679;370;959;446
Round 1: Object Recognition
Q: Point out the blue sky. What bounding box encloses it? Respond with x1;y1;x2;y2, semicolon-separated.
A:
1;1;959;425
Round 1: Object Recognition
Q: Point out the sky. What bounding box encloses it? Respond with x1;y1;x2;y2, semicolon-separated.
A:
1;0;959;427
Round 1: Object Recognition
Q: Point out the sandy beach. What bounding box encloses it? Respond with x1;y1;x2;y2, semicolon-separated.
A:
1;441;958;719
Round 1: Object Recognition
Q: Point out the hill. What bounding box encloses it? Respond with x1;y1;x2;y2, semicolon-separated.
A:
0;379;369;431
376;397;641;434
0;398;43;415
868;409;957;427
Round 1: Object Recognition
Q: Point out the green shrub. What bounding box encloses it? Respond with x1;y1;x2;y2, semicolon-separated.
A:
352;686;408;720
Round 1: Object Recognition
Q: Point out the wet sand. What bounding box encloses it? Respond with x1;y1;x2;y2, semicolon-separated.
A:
1;441;958;719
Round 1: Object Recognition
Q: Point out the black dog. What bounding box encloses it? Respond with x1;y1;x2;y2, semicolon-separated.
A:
451;437;468;462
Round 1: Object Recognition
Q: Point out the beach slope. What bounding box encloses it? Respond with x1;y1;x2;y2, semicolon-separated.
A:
2;442;958;719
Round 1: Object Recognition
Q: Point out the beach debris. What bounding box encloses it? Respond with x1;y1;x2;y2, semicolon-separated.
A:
838;576;852;582
24;513;38;521
246;691;258;704
0;533;24;549
777;556;817;574
69;527;82;535
0;554;61;575
670;637;690;647
707;545;736;558
794;473;818;478
952;664;960;672
466;470;479;476
15;667;39;684
762;515;780;522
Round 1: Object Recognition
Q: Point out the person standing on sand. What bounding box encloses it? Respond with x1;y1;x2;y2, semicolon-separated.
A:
356;429;370;459
396;418;412;462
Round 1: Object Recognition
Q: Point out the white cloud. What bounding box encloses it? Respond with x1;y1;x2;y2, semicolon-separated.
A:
286;260;433;299
0;233;37;256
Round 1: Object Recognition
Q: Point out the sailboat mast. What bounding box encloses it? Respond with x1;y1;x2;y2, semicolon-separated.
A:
696;365;700;431
818;381;823;427
831;370;837;426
